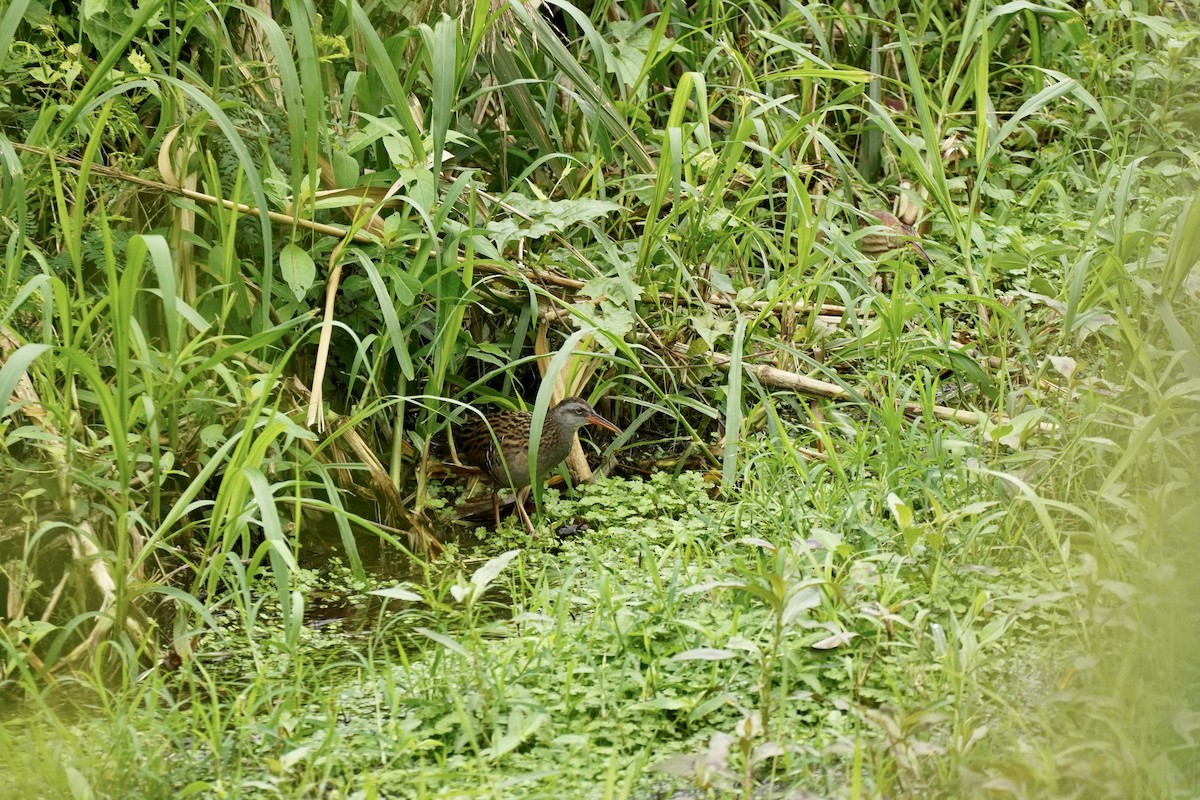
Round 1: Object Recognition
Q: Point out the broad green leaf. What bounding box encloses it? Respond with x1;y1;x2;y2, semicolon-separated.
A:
0;344;49;419
369;585;424;602
415;627;470;657
279;244;317;300
470;549;521;593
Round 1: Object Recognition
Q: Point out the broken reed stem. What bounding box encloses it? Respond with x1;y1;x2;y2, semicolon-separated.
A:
686;346;1042;431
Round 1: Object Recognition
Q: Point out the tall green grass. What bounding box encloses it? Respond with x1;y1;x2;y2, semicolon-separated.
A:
0;0;1197;796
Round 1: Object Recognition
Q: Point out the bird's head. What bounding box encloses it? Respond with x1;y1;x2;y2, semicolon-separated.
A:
552;397;622;435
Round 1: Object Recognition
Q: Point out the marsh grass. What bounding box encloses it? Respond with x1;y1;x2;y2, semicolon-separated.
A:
1;0;1199;796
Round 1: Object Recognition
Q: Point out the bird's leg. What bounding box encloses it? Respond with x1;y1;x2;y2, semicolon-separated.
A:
492;490;502;529
514;485;537;537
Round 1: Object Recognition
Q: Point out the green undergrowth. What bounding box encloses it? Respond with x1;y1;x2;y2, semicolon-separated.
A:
1;0;1198;797
4;434;1163;799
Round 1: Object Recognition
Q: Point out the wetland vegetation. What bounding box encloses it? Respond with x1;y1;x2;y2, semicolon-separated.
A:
0;0;1198;797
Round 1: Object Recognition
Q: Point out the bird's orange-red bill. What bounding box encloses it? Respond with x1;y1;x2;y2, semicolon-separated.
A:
587;414;622;435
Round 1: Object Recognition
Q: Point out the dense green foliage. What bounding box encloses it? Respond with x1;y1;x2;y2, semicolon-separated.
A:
0;0;1198;796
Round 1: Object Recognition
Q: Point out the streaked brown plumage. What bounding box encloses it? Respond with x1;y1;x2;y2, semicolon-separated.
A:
456;397;622;534
860;210;932;264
